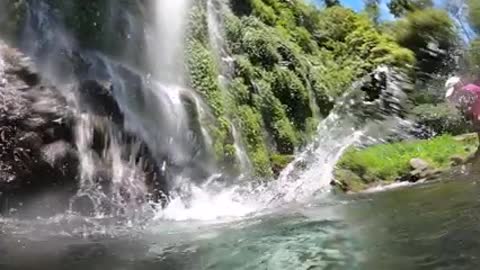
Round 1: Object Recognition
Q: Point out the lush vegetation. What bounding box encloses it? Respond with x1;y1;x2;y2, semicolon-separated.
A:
335;135;478;191
1;0;478;181
185;0;415;176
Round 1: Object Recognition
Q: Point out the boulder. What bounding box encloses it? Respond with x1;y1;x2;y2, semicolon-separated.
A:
397;160;443;183
77;80;123;124
0;41;76;197
0;40;170;215
409;158;430;171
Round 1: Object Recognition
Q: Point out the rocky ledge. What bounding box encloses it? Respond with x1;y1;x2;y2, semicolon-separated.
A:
0;41;166;216
333;134;479;193
0;41;77;203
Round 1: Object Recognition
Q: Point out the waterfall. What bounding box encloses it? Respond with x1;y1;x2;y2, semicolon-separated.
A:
207;0;252;175
1;0;415;222
207;0;235;80
151;0;191;84
0;52;5;86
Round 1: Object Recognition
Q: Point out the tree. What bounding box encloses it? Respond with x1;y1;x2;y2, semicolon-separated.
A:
324;0;341;8
392;9;458;78
364;0;380;24
468;0;480;34
388;0;433;17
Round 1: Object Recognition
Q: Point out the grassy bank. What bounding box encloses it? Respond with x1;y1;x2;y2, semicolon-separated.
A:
334;134;479;192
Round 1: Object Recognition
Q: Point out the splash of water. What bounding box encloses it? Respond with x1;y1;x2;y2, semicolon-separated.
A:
154;67;414;221
4;0;415;225
71;112;150;217
0;50;5;86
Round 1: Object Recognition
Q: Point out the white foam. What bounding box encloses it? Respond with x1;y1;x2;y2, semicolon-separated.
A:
155;176;259;222
0;50;5;86
362;180;424;193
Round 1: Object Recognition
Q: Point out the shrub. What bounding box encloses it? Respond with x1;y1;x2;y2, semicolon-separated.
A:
411;103;473;136
337;135;477;183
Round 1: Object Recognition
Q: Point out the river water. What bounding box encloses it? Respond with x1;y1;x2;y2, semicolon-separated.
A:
1;174;480;270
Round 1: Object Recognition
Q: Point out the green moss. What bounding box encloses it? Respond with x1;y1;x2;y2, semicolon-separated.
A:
186;39;240;168
185;0;416;176
254;78;299;154
336;135;479;185
270;154;294;176
271;66;312;129
238;105;272;176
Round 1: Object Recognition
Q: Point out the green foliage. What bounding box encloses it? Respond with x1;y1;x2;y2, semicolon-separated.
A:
466;38;480;75
186;0;417;176
239;20;281;68
388;0;433;17
250;0;277;25
186;39;239;167
337;135;477;183
271;66;312;129
392;8;457;78
468;0;480;34
238;106;272;176
254;78;300;154
412;103;473;136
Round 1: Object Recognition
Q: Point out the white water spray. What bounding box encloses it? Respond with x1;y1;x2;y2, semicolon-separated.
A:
154;67;414;221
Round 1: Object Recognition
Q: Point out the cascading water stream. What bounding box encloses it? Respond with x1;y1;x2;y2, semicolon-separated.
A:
0;51;5;86
206;0;252;174
151;0;190;84
2;0;415;224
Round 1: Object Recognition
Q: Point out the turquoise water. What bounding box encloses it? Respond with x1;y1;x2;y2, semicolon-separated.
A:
1;177;480;270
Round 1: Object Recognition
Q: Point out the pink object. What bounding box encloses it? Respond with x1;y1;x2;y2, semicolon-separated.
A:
458;83;480;122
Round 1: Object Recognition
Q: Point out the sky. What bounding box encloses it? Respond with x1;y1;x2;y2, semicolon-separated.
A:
341;0;394;20
326;0;446;21
311;0;395;20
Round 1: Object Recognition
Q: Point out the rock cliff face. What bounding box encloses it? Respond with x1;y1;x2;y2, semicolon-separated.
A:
0;41;78;214
0;41;76;192
0;41;167;216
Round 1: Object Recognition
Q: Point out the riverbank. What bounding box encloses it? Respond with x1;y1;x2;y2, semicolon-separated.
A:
333;133;479;192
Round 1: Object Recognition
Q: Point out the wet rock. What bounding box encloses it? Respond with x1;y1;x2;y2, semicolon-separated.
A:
0;41;78;214
78;80;123;124
0;40;170;214
450;155;466;166
397;163;443;183
40;141;77;168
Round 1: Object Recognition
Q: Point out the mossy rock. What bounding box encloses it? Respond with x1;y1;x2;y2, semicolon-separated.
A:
270;154;294;177
334;134;479;192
